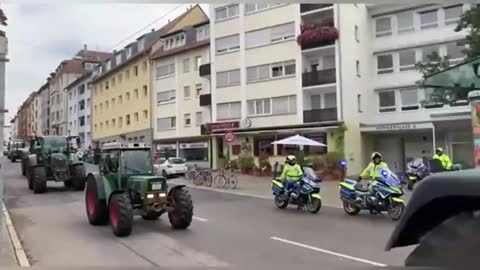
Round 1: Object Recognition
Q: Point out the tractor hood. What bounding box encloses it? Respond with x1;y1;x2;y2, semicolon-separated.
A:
51;153;68;168
128;176;168;193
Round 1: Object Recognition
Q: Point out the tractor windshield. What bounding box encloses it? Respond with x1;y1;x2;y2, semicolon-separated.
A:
42;137;67;153
123;150;153;175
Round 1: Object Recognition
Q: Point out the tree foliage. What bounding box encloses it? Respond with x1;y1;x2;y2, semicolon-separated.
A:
455;4;480;59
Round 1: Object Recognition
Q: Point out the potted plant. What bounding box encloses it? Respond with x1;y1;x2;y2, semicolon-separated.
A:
258;151;272;176
238;154;255;175
296;17;339;50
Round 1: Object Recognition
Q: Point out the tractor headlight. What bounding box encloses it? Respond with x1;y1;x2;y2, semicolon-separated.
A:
146;194;155;199
158;193;166;198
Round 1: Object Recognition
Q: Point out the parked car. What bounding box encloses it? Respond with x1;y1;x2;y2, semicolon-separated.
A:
154;157;187;178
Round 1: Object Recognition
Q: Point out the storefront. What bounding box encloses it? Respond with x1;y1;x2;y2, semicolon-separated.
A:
155;140;210;167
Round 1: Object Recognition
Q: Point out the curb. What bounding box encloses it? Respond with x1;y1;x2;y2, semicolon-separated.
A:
2;202;30;267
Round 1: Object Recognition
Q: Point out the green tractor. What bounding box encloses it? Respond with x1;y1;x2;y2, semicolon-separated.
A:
7;139;26;162
85;142;193;237
25;135;86;193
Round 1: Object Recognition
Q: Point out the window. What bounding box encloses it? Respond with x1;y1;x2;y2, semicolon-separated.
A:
195;84;202;96
272;95;296;114
112;119;116;127
99;103;103;111
105;101;109;109
399;50;416;71
156;63;175;78
357;94;362;113
94;105;97;112
184;113;191;126
112;98;115;106
157;90;176;104
126;92;130;101
216;35;240;54
134;89;139;99
196;25;210;41
419;10;438;29
143;85;148;97
118;74;123;83
138;38;145;51
216;69;240;87
69;92;72;100
134;112;139;122
195;112;203;126
118;117;123;128
397;11;414;34
245;23;295;48
375;17;392;37
247;61;295;83
422;45;440;62
119;95;123;104
100;122;103;129
446;42;466;63
143;110;148;119
105;120;108;128
356;60;360;76
106;60;111;71
245;3;281;14
164;33;186;50
157;117;176;131
195;56;202;70
378;91;396;112
215;4;239;21
400;88;419;110
324;93;337;108
184;86;191;99
183;58;190;73
126;47;132;58
354;25;359;42
134;66;139;76
247;64;269;82
142;61;147;71
111;78;116;87
444;5;463;25
126;114;131;125
272;60;295;78
247;98;271;116
377;54;394;74
217;102;241;120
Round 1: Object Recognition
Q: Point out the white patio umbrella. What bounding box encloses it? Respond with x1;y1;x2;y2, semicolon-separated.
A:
271;134;326;146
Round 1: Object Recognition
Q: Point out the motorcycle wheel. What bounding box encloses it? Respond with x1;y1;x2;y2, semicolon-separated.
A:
306;198;321;214
388;202;404;221
342;200;360;215
274;195;288;209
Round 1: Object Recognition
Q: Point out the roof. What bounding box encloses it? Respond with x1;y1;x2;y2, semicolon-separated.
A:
150;38;209;60
90;5;200;84
65;71;92;90
75;50;112;62
58;59;85;74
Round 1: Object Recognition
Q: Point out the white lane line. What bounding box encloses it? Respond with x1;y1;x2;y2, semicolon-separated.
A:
271;236;387;267
2;202;31;267
181;182;342;209
193;216;208;222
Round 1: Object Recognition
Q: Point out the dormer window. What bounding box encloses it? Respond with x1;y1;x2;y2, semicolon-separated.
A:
106;60;111;71
196;25;210;41
138;38;145;51
126;46;132;58
116;53;122;65
164;33;186;50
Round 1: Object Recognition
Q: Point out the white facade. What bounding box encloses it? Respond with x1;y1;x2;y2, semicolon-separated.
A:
67;73;93;149
0;30;7;155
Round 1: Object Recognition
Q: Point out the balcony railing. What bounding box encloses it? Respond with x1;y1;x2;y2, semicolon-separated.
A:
302;69;336;87
300;4;333;14
199;63;211;77
303;108;337;123
199;93;211;106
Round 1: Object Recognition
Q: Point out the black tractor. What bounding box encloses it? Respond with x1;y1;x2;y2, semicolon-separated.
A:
7;139;26;162
25;135;86;194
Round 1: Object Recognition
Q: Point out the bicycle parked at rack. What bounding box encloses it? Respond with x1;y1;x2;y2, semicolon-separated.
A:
214;162;238;189
187;164;213;187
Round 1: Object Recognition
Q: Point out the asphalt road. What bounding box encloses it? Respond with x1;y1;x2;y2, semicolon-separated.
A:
1;161;414;269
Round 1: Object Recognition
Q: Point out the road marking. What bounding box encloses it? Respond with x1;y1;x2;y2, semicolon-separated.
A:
193;216;208;222
180;182;343;209
270;236;387;267
2;202;31;267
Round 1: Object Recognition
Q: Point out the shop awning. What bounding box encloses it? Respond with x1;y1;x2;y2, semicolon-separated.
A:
271;135;327;146
423;57;480;90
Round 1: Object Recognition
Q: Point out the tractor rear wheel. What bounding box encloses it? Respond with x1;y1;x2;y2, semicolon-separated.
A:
109;193;133;237
26;166;33;190
405;211;480;267
168;188;193;229
70;165;86;191
21;160;26;176
32;166;47;194
85;175;108;225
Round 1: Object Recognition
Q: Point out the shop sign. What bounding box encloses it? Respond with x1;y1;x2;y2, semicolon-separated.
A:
179;142;208;149
206;121;240;132
156;144;176;150
375;124;417;131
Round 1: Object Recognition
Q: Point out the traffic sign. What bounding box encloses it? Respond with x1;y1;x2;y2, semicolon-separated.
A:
224;131;236;143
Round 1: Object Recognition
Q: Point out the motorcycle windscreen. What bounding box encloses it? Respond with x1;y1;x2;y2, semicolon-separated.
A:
377;168;401;187
302;167;321;182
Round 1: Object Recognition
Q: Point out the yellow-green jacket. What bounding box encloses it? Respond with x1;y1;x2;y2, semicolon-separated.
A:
433;154;452;170
360;162;389;179
280;164;303;181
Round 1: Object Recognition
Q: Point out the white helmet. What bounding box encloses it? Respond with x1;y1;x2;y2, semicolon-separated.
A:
371;152;382;160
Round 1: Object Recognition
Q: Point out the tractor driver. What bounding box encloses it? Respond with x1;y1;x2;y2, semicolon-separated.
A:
106;154;119;173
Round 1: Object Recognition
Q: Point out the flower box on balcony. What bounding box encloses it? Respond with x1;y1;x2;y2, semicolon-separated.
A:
297;18;338;50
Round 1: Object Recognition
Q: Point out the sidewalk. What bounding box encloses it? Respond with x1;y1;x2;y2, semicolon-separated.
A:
0;216;17;267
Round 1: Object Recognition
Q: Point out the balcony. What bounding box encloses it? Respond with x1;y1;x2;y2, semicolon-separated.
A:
300;4;333;14
199;63;211;77
303;108;337;123
302;69;336;87
199;93;211;106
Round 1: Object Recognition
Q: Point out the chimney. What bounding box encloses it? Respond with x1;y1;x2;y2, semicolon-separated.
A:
151;28;155;32
83;44;87;59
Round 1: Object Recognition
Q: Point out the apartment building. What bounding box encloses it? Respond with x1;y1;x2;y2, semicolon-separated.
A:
0;24;7;153
31;90;42;134
91;7;197;145
9;116;17;140
39;81;50;135
150;5;211;165
360;3;474;172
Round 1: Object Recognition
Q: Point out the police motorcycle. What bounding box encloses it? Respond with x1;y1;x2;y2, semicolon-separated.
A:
271;162;322;213
405;158;430;190
338;161;405;221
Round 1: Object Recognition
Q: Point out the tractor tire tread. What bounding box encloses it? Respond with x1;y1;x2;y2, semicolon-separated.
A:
110;193;133;237
32;166;47;194
85;176;109;225
70;165;86;191
168;188;193;229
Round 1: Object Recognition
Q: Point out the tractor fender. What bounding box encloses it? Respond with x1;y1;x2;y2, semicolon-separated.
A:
386;169;480;251
87;172;106;201
168;185;187;197
70;162;84;168
27;155;37;167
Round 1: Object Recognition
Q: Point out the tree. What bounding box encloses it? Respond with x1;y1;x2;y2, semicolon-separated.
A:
415;52;453;105
455;4;480;59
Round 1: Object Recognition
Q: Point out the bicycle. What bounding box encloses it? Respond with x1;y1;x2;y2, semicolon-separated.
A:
190;164;212;187
214;162;238;189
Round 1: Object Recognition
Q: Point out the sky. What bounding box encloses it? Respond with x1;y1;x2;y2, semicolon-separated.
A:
2;3;210;122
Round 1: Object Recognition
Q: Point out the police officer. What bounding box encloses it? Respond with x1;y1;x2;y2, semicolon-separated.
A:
280;155;303;194
433;147;453;171
357;152;389;188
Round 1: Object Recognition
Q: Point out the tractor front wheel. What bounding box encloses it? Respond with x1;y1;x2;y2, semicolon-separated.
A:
70;165;86;191
168;188;193;229
85;175;108;225
32;166;47;194
109;193;133;237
